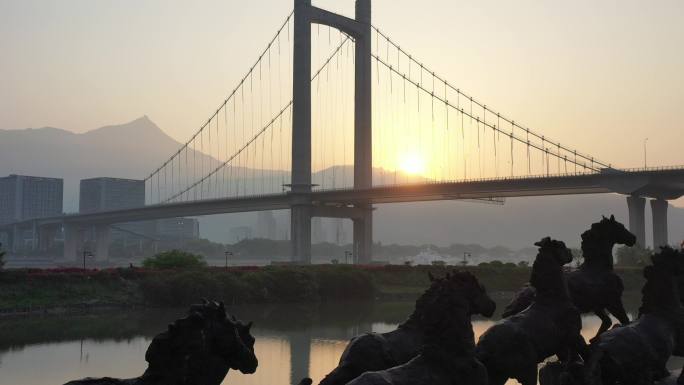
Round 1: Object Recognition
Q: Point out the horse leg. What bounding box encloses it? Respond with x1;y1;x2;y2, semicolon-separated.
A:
590;309;612;343
486;371;508;385
605;299;630;326
517;364;538;385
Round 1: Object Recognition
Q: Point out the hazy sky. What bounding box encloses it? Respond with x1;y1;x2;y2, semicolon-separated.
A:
1;0;683;174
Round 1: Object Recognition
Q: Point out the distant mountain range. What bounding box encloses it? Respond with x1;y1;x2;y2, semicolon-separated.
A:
2;117;683;250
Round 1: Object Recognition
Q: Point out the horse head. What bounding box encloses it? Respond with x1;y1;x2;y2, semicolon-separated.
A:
580;216;635;271
640;247;684;316
144;299;258;385
446;271;496;318
530;237;572;298
583;215;636;250
201;300;258;375
535;237;573;266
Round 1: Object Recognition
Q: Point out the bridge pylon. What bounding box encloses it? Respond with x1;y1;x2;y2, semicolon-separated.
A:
291;0;373;264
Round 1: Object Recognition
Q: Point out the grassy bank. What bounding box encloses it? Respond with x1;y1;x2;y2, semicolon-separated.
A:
0;265;646;312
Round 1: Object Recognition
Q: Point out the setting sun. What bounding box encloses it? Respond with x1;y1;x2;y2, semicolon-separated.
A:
399;152;426;175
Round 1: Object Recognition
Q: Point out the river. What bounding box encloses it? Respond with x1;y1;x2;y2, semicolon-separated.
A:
0;294;681;385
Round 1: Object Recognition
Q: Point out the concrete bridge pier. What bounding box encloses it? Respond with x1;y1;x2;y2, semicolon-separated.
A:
291;204;312;264
290;0;374;264
38;224;58;252
352;204;373;264
10;224;20;253
94;224;111;261
63;223;84;261
627;195;646;247
651;198;669;249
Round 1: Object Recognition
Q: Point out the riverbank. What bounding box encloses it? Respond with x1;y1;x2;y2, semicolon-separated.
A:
0;264;645;314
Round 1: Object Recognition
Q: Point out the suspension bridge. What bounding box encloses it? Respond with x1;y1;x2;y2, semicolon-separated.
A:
3;0;684;263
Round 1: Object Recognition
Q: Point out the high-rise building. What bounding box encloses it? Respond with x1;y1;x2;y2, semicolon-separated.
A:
79;178;151;247
79;177;145;213
0;174;63;225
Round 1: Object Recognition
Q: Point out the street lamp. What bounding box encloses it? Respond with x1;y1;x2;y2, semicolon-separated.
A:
82;250;93;272
224;251;233;269
462;252;472;267
643;138;648;168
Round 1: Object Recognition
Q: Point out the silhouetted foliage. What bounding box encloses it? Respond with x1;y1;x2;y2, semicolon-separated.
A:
615;244;652;267
142;250;207;269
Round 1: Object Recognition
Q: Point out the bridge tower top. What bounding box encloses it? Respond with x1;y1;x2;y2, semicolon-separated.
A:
291;0;372;193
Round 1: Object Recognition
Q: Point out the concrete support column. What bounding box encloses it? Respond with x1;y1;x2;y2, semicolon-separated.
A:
651;198;669;249
38;226;56;252
290;0;313;263
31;221;38;252
626;195;646;247
353;205;373;264
353;0;373;264
94;224;111;262
11;224;19;253
63;223;83;261
291;204;312;264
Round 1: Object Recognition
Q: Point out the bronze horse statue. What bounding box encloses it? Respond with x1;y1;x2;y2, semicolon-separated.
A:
64;300;258;385
477;237;588;385
300;271;496;385
585;247;684;385
503;216;636;342
345;271;493;385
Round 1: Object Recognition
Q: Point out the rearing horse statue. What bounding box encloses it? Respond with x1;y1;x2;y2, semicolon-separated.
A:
503;216;636;342
302;271;496;385
586;247;684;385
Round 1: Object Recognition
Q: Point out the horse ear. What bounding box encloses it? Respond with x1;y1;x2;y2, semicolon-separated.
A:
428;272;435;282
534;237;551;248
610;214;615;221
246;321;253;331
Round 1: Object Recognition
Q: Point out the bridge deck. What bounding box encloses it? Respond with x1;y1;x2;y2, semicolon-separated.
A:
3;167;683;228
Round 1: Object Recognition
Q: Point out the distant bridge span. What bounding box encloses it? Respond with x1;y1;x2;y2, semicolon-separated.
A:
3;167;682;260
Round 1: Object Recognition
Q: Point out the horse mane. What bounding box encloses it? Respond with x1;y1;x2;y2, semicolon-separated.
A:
580;215;629;271
639;247;684;317
144;300;239;380
402;271;480;361
400;271;475;330
530;238;570;301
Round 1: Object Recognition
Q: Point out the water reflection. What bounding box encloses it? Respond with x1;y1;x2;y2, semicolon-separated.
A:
1;293;680;385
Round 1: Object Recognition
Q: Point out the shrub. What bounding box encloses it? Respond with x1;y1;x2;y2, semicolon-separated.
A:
315;267;376;301
616;245;652;267
142;250;206;269
139;270;221;306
